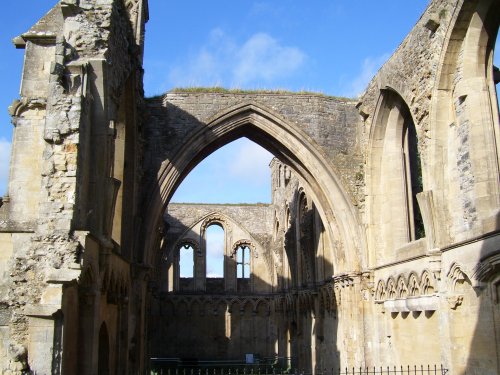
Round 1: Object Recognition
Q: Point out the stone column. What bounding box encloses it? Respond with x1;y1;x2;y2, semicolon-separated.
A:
78;290;100;375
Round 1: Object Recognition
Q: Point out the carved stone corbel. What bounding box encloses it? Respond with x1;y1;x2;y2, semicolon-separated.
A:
447;294;463;310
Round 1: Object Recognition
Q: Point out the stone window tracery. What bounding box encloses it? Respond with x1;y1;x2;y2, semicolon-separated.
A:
179;243;194;278
375;280;386;302
236;245;251;279
420;270;435;295
386;279;396;300
408;274;420;297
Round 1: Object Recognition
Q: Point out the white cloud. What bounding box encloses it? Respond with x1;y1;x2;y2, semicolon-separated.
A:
166;29;306;89
206;233;224;257
0;138;11;196
206;225;225;277
343;53;390;97
228;139;273;186
233;33;305;85
167;29;232;88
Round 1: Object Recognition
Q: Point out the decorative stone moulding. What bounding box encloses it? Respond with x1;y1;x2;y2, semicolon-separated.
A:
394;299;409;312
383;300;398;313
383;295;439;312
406;295;439;311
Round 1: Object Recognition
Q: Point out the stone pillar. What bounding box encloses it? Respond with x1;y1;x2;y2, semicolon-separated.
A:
78;290;100;375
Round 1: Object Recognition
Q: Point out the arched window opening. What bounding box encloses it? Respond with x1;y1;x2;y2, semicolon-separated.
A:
403;115;425;241
371;89;426;262
171;137;273;204
179;244;194;278
297;193;315;287
274;217;280;241
236;245;251;279
206;224;224;278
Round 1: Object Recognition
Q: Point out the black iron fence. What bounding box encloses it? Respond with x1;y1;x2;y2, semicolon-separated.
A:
150;362;448;375
150;357;291;375
337;365;448;375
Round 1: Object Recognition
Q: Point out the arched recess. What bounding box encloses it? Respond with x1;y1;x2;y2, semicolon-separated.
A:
367;89;425;266
98;322;110;375
428;0;500;242
141;102;364;276
295;190;316;288
282;205;293;290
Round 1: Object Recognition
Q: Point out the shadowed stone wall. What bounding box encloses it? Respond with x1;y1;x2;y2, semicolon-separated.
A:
0;0;499;374
144;93;364;206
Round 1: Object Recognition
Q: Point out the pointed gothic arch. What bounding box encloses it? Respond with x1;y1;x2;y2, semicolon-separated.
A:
428;0;500;243
367;89;425;266
141;102;364;277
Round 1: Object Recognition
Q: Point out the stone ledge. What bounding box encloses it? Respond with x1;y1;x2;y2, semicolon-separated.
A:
45;268;82;284
383;295;439;312
24;303;60;317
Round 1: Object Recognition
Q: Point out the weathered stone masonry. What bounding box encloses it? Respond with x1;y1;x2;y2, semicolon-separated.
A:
0;0;499;374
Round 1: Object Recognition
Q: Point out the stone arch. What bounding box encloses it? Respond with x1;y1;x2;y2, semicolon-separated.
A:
375;280;386;302
231;239;256;258
174;238;199;255
420;269;436;295
429;0;500;242
447;262;473;293
176;239;198;280
200;214;227;233
296;189;315;287
98;322;110;375
396;275;408;299
367;88;425;267
141;101;364;275
472;252;500;293
386;277;397;300
407;272;421;297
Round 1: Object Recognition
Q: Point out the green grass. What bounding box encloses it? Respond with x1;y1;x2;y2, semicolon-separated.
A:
169;202;270;206
167;86;354;100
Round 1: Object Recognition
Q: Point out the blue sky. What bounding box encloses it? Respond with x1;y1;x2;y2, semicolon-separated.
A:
146;0;430;204
2;1;498;206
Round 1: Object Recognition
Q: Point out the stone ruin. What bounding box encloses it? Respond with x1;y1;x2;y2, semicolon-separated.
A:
0;0;499;374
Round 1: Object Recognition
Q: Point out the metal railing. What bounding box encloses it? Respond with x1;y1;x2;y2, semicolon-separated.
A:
336;366;448;375
150;357;292;375
150;363;448;375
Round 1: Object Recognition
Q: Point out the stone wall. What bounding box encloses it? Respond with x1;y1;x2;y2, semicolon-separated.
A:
357;0;500;372
0;0;147;373
145;92;364;207
0;0;499;374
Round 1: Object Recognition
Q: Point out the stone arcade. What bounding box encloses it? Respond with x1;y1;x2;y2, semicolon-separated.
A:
0;0;499;374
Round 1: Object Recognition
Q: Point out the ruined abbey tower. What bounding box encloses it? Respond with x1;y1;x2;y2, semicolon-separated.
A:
0;0;499;374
